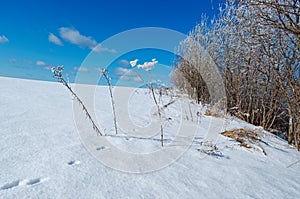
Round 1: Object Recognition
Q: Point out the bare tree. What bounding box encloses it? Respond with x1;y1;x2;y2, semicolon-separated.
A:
172;18;212;105
172;0;299;150
242;0;300;149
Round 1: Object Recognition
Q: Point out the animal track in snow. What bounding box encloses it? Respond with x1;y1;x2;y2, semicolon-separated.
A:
26;178;42;185
0;177;48;190
96;146;105;151
67;160;81;165
0;180;20;190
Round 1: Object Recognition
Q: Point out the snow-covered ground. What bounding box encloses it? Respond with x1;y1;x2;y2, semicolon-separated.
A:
0;76;299;199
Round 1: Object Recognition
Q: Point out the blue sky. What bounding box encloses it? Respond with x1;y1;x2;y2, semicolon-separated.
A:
0;0;222;86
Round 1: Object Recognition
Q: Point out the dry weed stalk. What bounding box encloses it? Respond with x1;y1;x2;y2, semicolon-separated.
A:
51;66;102;136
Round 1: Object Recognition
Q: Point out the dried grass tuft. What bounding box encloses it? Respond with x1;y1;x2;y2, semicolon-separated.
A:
221;129;267;155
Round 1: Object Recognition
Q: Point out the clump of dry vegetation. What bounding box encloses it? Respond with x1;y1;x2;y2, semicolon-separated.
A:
221;129;267;155
196;141;223;158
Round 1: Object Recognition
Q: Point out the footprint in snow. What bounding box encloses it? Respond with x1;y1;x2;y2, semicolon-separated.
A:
0;180;20;190
126;137;133;141
26;178;43;186
1;178;48;190
68;160;81;166
96;146;105;151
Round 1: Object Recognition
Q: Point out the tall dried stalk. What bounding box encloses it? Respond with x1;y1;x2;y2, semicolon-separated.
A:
150;82;164;147
147;71;164;147
52;66;102;136
101;69;118;135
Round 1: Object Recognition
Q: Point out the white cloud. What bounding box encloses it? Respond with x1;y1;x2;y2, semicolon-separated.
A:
74;66;89;72
130;59;138;67
36;61;46;66
120;76;130;81
119;59;130;67
43;66;52;71
133;76;143;83
92;45;116;53
137;58;158;71
59;27;97;48
48;33;63;46
9;58;17;63
0;35;9;43
59;27;115;53
25;60;33;65
114;67;136;76
95;68;106;73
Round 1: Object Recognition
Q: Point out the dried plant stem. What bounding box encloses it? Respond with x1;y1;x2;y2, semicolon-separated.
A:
102;73;118;135
149;80;164;147
61;79;102;136
287;160;300;168
131;68;165;146
188;100;194;122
